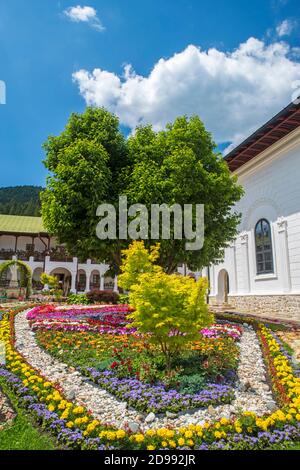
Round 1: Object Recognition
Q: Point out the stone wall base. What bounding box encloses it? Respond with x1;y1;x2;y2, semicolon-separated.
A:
209;295;300;322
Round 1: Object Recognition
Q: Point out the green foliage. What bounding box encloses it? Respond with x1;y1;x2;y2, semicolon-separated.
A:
178;374;206;394
125;115;244;272
129;271;213;366
119;241;214;367
117;294;130;305
0;186;43;216
0;260;32;298
40;273;63;300
41;107;128;268
40;273;59;289
67;293;89;305
118;240;161;291
42;108;243;273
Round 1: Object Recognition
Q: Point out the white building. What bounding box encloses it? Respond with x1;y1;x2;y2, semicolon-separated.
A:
0;214;117;296
209;100;300;320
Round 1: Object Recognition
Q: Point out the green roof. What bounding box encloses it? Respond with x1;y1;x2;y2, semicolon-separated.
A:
0;214;46;234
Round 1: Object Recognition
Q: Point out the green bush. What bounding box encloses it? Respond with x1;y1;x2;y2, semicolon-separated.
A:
119;241;214;369
67;293;89;305
118;293;130;304
178;374;206;394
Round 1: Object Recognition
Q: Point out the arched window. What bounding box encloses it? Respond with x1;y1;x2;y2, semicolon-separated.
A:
255;219;274;275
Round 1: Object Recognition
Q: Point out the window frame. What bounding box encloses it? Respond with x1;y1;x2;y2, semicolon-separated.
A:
255;218;274;275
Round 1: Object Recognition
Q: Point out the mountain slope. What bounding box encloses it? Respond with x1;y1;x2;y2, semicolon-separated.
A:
0;186;43;216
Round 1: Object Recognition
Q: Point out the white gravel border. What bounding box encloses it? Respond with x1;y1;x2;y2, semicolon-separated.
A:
14;309;278;431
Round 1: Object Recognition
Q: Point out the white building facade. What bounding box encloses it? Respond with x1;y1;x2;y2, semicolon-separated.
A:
0;215;117;296
209;100;300;320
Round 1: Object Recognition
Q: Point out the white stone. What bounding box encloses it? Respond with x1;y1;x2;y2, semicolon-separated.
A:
145;412;156;423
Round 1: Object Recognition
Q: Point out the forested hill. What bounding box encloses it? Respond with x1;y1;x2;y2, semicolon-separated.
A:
0;186;43;216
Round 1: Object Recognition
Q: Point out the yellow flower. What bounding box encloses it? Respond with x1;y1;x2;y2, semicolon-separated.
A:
134;434;144;443
66;421;74;428
168;440;177;448
73;406;84;415
147;445;156;450
61;410;69;420
220;418;229;425
116;430;126;439
178;438;185;446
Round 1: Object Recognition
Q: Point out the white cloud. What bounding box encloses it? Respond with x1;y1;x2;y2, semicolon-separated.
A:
73;38;300;151
276;19;296;37
64;5;105;31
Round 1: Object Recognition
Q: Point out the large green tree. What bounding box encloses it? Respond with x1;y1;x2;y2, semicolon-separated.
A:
124;116;244;272
41;107;128;268
42;108;243;273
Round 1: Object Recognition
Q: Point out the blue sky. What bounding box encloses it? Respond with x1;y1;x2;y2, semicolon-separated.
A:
0;0;300;187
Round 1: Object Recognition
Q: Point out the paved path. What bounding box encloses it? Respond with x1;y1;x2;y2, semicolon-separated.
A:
210;306;300;328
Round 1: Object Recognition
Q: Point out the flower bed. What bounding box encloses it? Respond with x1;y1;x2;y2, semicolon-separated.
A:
32;306;241;413
1;307;300;449
83;368;234;413
0;309;130;449
27;305;136;335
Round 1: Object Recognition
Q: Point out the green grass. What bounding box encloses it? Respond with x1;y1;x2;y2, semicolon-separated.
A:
0;381;57;450
283;443;300;450
0;414;56;450
277;338;296;358
265;322;289;332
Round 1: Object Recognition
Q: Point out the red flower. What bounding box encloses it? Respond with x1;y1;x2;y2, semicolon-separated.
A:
110;361;119;369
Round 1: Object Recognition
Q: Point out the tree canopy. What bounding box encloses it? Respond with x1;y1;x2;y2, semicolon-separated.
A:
42;107;243;273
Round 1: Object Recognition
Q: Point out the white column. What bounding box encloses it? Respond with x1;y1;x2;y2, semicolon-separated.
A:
10;256;18;287
240;232;250;294
209;264;216;297
114;276;118;293
70;272;77;294
100;276;105;291
44;256;51;274
85;273;90;293
277;217;291;293
230;241;238;294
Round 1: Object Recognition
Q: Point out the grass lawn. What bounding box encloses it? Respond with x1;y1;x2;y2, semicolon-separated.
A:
0;381;57;450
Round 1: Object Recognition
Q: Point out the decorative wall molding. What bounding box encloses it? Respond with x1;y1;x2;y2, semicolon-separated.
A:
240;232;249;244
277;217;288;233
